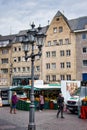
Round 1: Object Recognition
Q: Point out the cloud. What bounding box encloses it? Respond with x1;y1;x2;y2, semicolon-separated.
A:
0;0;87;35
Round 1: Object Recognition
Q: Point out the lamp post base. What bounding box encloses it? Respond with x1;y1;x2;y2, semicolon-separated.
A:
28;124;36;130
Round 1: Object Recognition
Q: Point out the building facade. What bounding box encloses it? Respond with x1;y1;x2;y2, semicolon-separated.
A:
0;11;87;89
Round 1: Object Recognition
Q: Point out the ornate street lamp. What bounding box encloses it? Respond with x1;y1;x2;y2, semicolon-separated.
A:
21;23;46;130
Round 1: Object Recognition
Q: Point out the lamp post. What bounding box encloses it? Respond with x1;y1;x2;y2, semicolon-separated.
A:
21;23;46;130
10;63;13;86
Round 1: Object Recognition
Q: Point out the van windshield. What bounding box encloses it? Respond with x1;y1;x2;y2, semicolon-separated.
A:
80;86;87;98
73;88;80;96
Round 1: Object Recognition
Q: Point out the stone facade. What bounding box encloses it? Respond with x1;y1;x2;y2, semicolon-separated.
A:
0;11;87;88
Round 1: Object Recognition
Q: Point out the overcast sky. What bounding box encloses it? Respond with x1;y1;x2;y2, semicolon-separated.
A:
0;0;87;35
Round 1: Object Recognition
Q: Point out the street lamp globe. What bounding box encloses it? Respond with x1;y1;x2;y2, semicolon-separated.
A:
35;25;46;47
22;38;30;52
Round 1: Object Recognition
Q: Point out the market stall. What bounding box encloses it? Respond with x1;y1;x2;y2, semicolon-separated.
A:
10;83;61;111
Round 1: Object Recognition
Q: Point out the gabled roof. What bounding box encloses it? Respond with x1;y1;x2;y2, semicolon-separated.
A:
54;11;87;32
54;11;71;30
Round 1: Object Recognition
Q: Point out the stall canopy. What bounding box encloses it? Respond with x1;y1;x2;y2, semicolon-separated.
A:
9;83;61;91
23;85;40;90
9;86;23;91
9;85;40;91
35;83;61;90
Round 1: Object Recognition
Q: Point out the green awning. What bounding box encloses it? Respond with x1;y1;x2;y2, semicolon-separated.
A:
9;86;23;91
49;83;61;87
23;85;40;90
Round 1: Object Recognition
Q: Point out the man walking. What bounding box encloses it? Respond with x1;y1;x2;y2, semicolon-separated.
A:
56;93;64;118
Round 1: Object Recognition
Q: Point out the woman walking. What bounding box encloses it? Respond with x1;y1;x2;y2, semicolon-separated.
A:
10;91;18;114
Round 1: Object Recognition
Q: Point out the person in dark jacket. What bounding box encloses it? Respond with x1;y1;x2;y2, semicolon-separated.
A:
10;91;18;114
56;93;64;118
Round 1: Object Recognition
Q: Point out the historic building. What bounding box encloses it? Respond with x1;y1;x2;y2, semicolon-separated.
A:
0;11;87;89
0;34;16;88
42;11;87;83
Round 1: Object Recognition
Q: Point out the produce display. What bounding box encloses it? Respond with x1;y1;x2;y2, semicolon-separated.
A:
82;97;87;106
16;97;58;111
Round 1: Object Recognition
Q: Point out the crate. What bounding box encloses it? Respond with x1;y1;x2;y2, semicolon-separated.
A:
16;100;30;111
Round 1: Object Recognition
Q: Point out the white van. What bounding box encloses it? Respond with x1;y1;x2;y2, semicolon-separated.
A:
66;88;80;113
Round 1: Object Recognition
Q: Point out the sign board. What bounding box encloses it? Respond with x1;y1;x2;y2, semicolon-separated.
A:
61;80;80;103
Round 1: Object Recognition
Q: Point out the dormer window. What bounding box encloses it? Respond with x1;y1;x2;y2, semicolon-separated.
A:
19;36;23;42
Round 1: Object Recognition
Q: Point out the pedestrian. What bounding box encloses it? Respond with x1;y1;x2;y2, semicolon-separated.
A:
0;90;2;107
10;91;18;114
56;93;64;118
0;96;2;107
39;92;45;111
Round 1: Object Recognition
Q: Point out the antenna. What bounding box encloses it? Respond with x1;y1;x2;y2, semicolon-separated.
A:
48;20;50;25
62;10;64;14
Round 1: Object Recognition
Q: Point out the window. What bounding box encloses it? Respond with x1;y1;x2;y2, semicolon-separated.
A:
53;40;57;45
36;66;40;72
18;36;23;42
13;47;17;52
59;39;63;45
66;50;71;56
59;26;63;33
83;60;87;66
51;63;56;69
65;38;69;44
18;47;21;51
46;63;50;69
1;58;8;64
83;47;87;53
27;67;30;72
48;41;51;46
52;51;56;57
13;68;16;72
53;27;57;33
18;57;21;62
2;49;9;54
46;75;50;81
60;75;65;80
0;40;9;47
22;67;25;72
46;52;50;57
14;57;17;62
1;69;8;74
52;75;56;81
82;33;86;39
18;67;21;72
60;50;64;56
66;75;71;80
60;62;65;68
66;62;71;68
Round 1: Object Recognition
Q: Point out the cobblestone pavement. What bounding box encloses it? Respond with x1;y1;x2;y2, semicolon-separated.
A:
0;107;87;130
